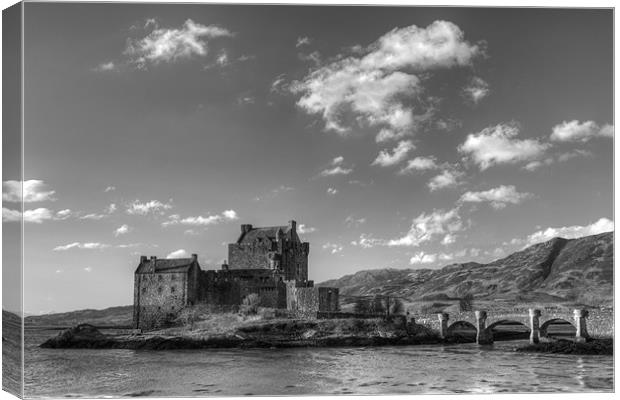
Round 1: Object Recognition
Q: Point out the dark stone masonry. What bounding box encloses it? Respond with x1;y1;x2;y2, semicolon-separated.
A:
133;220;340;330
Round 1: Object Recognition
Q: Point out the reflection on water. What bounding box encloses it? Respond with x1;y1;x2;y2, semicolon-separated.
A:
24;330;613;397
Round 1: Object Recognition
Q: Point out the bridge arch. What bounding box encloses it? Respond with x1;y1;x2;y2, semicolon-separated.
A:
540;318;577;338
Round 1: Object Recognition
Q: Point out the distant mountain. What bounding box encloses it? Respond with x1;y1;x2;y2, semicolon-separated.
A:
319;232;613;306
24;305;133;327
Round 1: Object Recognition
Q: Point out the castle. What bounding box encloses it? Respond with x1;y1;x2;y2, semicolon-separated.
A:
133;220;340;329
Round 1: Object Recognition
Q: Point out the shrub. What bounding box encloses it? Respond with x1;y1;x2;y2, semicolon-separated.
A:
390;298;405;315
240;293;260;315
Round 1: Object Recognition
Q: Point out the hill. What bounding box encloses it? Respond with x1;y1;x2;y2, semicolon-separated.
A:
319;232;613;307
24;305;133;327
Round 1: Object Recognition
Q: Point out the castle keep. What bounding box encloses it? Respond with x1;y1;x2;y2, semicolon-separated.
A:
133;220;339;329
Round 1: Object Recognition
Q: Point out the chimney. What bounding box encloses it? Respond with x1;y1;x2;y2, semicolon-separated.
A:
241;224;253;234
221;260;229;270
288;220;296;232
150;256;157;263
191;253;198;262
140;255;147;263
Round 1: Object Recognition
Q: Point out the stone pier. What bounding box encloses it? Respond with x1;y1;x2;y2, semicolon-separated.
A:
438;313;449;339
475;310;493;345
573;309;590;343
529;309;541;344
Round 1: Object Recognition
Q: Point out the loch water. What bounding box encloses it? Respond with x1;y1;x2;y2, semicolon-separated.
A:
24;330;613;397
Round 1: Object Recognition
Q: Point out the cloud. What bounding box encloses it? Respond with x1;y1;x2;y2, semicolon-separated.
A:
523;158;554;172
319;156;354;177
351;233;385;248
3;180;56;203
298;224;317;234
270;74;289;94
292;21;481;140
298;51;321;66
550;120;613;142
3;208;55;223
458;123;550;170
322;243;343;254
427;169;463;191
55;209;72;220
459;185;532;209
524;217;613;247
53;242;111;251
237;94;256;105
114;224;131;237
296;36;312;47
409;251;437;265
222;210;238;220
398;156;439;174
80;213;108;220
104;186;116;192
441;233;456;245
166;249;189;258
126;199;173;215
371;140;415;167
388;207;463;247
162;209;239;227
462;76;489;105
93;61;117;72
326;187;338;195
106;203;117;214
124;19;232;67
345;215;367;227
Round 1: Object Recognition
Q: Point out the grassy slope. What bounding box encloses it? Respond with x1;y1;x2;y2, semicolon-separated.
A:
319;232;613;307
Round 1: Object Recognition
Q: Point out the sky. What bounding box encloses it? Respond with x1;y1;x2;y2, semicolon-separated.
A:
3;4;613;314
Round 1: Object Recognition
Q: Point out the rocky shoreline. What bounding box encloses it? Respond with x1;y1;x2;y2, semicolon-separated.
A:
40;319;444;350
515;338;613;355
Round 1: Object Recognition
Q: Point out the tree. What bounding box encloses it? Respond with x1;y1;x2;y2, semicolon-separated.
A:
241;293;260;315
372;296;386;315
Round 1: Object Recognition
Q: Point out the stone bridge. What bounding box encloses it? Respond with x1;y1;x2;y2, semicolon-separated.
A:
422;309;591;344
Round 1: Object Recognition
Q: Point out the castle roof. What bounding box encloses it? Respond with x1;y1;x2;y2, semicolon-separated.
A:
135;257;199;274
237;225;291;244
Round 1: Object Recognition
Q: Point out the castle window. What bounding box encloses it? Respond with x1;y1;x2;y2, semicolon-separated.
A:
158;287;163;294
171;275;176;281
171;286;176;293
142;287;147;294
158;275;163;281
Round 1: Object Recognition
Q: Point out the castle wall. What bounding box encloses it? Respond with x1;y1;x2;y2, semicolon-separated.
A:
134;272;189;330
318;287;340;312
228;242;273;270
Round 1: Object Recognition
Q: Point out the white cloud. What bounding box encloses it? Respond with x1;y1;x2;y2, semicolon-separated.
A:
2;208;21;222
222;210;238;220
459;185;532;209
3;180;56;203
53;242;110;251
125;19;232;67
371;140;415;167
162;209;238;227
550;120;613;142
270;74;289;94
398;156;439;174
462;76;489;105
458;123;550;170
104;186;116;192
114;224;131;237
524;217;613;247
80;213;107;220
292;21;480;140
345;215;366;227
319;156;353;176
94;61;117;72
84;267;93;272
388;207;463;247
55;209;72;220
428;169;463;191
296;36;312;47
441;233;456;245
327;187;338;195
351;233;385;248
322;243;343;254
410;251;437;265
23;208;54;223
298;224;317;234
166;249;189;258
523;158;554;171
126;199;173;215
106;203;117;214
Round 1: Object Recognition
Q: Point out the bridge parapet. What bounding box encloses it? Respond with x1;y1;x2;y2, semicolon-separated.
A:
426;308;594;345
